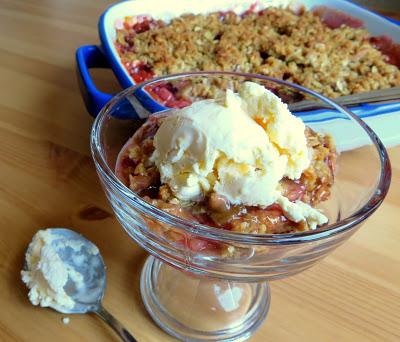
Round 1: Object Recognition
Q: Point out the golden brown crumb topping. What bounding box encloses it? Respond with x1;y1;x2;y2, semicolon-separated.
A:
116;8;400;98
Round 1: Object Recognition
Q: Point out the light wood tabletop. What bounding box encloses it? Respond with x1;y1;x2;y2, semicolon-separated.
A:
0;1;399;341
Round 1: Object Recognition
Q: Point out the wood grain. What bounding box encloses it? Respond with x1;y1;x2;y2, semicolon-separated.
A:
0;1;399;341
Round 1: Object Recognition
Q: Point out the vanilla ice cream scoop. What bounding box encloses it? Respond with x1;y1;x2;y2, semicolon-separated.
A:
151;82;328;228
152;98;286;206
234;82;310;179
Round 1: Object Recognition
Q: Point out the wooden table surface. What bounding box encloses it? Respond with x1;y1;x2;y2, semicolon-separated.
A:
0;1;399;341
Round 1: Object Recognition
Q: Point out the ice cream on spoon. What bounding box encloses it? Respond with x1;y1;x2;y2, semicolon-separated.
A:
21;228;137;342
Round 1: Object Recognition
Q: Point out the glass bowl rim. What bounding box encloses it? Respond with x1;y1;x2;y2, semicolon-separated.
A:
90;71;391;245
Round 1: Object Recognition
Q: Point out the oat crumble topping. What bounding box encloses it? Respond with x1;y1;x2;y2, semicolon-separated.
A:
116;7;400;98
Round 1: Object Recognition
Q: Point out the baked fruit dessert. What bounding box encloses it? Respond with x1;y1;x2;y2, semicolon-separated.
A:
115;5;400;100
116;82;336;237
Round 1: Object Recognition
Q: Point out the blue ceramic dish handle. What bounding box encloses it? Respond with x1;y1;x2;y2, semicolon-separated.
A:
76;45;167;118
76;45;114;117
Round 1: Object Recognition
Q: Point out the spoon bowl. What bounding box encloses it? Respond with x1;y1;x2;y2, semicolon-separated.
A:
50;229;105;313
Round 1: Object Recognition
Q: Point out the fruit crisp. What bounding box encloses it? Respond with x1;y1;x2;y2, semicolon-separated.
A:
115;114;336;235
115;6;400;99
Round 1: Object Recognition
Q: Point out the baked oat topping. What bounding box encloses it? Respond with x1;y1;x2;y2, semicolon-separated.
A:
116;7;400;98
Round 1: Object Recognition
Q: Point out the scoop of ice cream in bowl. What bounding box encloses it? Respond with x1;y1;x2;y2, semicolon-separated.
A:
91;72;391;341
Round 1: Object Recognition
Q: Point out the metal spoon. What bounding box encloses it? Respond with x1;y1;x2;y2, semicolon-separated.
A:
23;228;137;342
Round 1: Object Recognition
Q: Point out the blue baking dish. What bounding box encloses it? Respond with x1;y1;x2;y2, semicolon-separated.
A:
76;0;400;147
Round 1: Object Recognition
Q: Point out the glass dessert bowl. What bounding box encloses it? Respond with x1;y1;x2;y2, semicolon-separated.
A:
91;72;391;341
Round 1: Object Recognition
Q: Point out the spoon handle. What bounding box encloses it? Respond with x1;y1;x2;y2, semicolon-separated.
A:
94;304;138;342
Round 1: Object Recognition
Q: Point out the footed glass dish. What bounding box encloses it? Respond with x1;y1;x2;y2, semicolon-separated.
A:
91;72;391;341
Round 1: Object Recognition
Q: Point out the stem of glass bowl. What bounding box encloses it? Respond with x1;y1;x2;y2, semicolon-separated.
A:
140;256;271;341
